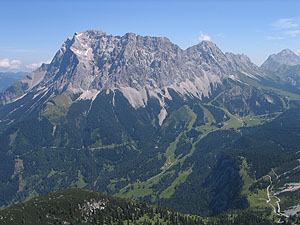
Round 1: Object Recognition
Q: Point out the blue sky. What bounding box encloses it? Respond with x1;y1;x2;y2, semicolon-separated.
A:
0;0;299;71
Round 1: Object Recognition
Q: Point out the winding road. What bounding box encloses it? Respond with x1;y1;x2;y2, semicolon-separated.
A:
266;173;289;223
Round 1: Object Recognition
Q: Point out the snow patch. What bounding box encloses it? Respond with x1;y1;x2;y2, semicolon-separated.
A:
228;74;240;81
75;32;83;38
70;32;94;62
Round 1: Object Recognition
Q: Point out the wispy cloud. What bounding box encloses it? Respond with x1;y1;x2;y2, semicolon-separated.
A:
283;29;300;37
267;17;300;40
0;46;39;54
273;18;299;29
215;33;225;39
266;36;285;40
198;32;211;42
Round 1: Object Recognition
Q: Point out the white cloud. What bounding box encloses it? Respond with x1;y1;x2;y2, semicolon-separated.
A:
268;18;300;40
0;58;22;70
296;49;300;56
266;36;285;40
0;58;51;71
198;32;211;42
0;58;10;68
283;29;300;37
11;60;22;64
9;60;22;70
273;18;299;29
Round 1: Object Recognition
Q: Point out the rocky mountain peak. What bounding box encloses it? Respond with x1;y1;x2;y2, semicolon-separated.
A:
197;40;219;50
186;40;225;58
225;52;260;76
184;41;231;78
261;48;300;71
277;48;298;58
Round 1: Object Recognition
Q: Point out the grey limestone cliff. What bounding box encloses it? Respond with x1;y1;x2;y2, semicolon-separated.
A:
0;30;262;124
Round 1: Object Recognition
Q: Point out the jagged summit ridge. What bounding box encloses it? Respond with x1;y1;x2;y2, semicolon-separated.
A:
0;30;260;124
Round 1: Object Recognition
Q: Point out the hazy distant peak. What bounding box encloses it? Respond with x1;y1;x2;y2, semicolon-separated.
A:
261;48;300;71
277;48;297;57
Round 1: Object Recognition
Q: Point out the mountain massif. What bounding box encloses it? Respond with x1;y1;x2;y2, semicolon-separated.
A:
0;30;262;127
0;30;300;222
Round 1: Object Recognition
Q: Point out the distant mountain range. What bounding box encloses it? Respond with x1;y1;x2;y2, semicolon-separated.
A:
0;30;300;221
0;71;26;93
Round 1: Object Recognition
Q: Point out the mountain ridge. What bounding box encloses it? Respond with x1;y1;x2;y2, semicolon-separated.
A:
0;31;260;106
0;30;265;127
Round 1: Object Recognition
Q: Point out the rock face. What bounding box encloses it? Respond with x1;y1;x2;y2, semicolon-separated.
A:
0;30;260;121
261;49;300;71
225;52;261;77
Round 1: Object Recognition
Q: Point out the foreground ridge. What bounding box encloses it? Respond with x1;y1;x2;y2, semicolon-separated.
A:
0;188;276;225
